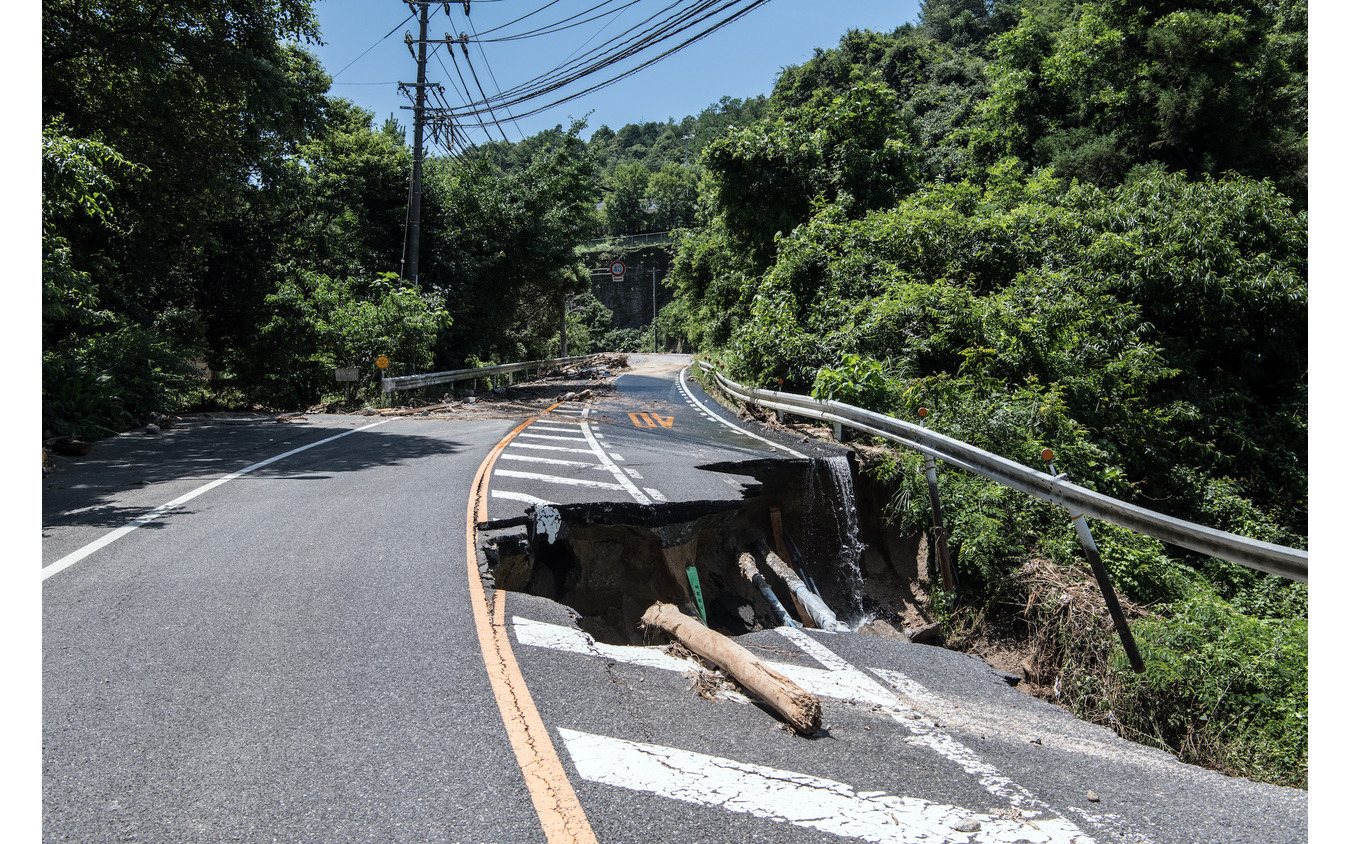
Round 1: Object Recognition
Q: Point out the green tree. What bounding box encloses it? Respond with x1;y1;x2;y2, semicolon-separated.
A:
969;0;1306;201
645;163;698;231
258;271;450;404
702;80;919;266
424;123;600;365
603;163;652;234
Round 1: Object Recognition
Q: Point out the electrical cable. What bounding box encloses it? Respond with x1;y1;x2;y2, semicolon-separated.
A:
464;12;527;141
472;0;644;43
450;0;770;121
332;11;416;79
478;0;706;103
457;40;514;144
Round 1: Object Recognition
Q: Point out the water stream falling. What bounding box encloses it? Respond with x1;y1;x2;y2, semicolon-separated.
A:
801;455;870;629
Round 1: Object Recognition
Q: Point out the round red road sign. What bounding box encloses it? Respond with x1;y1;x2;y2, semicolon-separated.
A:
609;260;626;278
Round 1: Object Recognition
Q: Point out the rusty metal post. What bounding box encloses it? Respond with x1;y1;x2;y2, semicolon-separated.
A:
918;408;956;592
1043;449;1145;674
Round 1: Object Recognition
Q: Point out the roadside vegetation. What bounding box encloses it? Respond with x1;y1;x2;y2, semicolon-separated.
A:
44;0;1306;787
670;0;1307;789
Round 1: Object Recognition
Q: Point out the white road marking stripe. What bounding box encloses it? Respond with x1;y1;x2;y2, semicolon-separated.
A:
513;617;703;674
777;628;1056;818
678;366;807;459
492;490;556;506
494;469;625;491
623;468;643;479
578;421;651;505
515;617;1099;837
529;424;582;432
43;421;391;581
645;487;668;502
508;442;597;456
608;453;624;461
513;617;890;708
558;730;1088;844
499;454;602;470
517;432;589;442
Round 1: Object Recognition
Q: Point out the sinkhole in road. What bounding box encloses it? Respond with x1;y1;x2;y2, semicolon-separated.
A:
479;453;931;645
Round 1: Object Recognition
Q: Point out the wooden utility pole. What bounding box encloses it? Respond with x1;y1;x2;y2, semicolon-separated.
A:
398;2;454;286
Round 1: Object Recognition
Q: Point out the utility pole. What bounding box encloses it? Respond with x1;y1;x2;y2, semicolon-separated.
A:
651;266;658;353
398;2;456;286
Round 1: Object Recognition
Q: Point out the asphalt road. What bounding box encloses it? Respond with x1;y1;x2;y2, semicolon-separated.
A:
42;354;1309;843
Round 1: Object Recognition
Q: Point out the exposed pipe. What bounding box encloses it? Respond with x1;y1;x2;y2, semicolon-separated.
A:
738;553;800;629
761;550;849;632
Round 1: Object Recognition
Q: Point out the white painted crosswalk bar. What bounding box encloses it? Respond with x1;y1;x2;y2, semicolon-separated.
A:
579;418;650;505
513;617;703;674
491;490;556;506
559;730;1087;844
507;442;598;456
516;432;589;443
498;454;603;470
493;469;625;491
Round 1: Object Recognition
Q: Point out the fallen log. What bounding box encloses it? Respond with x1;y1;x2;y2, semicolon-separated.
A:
377;402;453;417
640;601;822;735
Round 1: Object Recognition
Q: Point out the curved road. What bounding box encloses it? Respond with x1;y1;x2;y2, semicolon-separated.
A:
42;354;1308;843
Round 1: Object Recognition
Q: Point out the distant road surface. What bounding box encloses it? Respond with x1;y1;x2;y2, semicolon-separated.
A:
42;354;1307;843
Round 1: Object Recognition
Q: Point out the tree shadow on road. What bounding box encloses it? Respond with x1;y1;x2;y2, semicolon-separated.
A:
42;417;473;531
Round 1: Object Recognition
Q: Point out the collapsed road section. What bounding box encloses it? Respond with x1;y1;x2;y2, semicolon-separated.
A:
474;354;913;646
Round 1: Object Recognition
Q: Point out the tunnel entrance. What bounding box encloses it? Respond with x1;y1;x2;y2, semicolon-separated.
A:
477;452;930;645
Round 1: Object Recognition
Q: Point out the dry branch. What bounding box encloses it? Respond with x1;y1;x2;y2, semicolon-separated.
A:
640;601;822;735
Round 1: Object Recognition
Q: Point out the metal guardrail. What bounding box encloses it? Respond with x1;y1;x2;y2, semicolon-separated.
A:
380;354;606;394
581;230;674;250
696;361;1308;583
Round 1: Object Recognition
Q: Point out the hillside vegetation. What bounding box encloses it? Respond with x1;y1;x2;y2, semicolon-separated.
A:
670;0;1307;788
43;0;1306;787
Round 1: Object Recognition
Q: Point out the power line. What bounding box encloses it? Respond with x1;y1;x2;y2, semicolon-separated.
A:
450;0;772;123
331;11;415;79
464;12;527;141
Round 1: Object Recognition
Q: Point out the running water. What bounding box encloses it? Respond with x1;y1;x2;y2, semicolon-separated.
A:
801;455;869;627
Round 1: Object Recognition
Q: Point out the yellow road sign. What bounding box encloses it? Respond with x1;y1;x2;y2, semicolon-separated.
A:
376;356;390;369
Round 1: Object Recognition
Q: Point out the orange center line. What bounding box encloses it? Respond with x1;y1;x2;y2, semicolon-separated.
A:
465;403;598;844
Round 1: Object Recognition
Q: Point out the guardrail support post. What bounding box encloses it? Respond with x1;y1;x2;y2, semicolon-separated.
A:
1042;450;1145;674
918;409;956;592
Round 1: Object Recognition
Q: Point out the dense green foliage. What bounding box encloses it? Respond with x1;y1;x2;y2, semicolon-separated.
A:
42;1;610;421
667;0;1307;787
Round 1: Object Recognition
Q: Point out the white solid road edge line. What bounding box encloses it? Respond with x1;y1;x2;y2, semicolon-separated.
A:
677;366;807;459
557;729;1089;844
42;421;391;582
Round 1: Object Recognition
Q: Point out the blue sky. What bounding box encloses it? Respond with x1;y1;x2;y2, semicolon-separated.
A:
309;0;923;144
